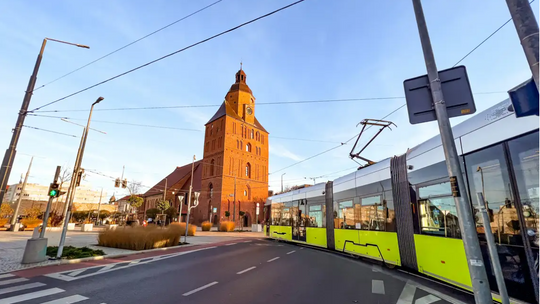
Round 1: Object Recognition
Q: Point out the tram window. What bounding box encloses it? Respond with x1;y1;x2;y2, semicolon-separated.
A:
508;132;539;248
271;203;283;226
308;204;323;228
384;191;396;232
360;195;385;231
418;197;461;238
465;144;518;244
337;200;356;229
282;204;292;226
418;182;452;198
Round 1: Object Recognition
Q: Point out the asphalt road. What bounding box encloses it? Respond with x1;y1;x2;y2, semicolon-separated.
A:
0;239;475;304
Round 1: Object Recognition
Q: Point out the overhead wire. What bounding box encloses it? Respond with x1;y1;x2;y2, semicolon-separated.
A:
32;0;225;92
29;0;307;112
22;125;77;138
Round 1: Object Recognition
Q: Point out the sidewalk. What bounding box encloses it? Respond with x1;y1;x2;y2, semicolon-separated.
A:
0;229;265;274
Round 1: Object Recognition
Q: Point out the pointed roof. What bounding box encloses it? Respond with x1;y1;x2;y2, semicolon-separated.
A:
206;100;242;125
142;160;203;197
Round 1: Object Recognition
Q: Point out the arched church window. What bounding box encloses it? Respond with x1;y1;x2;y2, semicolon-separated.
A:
245;162;251;178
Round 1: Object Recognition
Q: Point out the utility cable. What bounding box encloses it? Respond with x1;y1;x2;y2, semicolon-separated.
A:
29;0;307;112
32;0;224;92
23;125;77;137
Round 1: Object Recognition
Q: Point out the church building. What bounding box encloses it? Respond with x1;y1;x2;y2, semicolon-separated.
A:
140;68;269;227
201;68;269;227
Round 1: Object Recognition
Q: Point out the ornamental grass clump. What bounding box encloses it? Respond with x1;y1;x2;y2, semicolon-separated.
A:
97;223;195;250
201;221;212;231
219;221;235;232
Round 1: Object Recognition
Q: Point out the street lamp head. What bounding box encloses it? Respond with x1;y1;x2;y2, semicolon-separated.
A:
93;97;104;106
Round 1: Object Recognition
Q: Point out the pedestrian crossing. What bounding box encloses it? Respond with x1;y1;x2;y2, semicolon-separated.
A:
0;274;90;304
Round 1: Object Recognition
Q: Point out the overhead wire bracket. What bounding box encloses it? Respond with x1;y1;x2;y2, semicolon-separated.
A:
349;119;396;168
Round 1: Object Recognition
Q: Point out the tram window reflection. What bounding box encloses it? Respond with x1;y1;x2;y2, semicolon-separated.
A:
418;197;461;238
384;191;396;232
337;200;355;229
271;203;283;226
360;195;385;231
465;144;519;245
508;131;539;249
308;204;323;228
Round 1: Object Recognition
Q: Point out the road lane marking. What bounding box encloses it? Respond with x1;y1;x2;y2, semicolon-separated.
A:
0;278;28;286
372;265;382;272
300;247;304;250
396;282;416;304
414;294;440;304
182;281;218;296
225;243;237;246
236;266;256;274
0;282;45;295
41;294;89;304
286;250;296;255
371;280;385;295
67;269;86;277
405;280;467;304
0;274;14;280
267;257;280;262
46;246;218;281
243;241;251;243
0;287;64;304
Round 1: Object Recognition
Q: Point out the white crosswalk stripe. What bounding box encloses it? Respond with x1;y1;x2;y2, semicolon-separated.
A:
0;275;90;304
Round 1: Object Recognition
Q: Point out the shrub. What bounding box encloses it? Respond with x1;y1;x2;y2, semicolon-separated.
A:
46;246;104;259
146;208;159;220
0;203;13;218
201;221;212;231
170;222;196;236
0;218;8;227
219;221;235;232
21;218;42;228
97;224;196;250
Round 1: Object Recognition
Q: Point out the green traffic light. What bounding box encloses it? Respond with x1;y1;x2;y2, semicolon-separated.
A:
49;189;58;197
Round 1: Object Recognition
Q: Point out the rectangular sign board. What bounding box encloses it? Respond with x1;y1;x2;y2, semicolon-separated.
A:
403;65;476;124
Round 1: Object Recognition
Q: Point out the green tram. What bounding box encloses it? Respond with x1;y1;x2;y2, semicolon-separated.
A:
264;99;539;303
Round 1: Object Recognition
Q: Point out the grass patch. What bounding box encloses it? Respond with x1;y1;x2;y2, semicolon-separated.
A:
98;223;196;251
47;246;105;259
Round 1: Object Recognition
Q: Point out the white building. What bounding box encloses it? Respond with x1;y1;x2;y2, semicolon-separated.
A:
3;183;107;204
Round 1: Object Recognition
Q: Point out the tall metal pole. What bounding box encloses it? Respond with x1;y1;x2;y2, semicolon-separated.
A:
411;1;492;303
40;166;61;238
57;97;103;259
9;156;33;229
476;192;510;304
95;188;103;225
163;178;167;201
60;130;85;223
506;0;539;90
184;155;196;243
0;38;89;208
281;173;286;193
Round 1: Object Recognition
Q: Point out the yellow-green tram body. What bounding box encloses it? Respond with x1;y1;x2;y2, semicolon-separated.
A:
265;99;539;304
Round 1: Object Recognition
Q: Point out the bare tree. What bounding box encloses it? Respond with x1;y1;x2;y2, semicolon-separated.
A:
127;180;142;196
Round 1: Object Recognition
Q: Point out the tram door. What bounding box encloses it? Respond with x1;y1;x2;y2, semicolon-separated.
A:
292;200;307;242
464;132;539;303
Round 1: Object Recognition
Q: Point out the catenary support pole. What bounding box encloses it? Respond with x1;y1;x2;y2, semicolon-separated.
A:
411;1;492;303
10;157;33;229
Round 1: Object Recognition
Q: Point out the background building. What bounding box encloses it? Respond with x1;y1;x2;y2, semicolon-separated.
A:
3;183;106;205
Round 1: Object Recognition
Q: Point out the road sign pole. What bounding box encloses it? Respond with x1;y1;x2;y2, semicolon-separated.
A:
411;1;492;303
40;166;61;238
506;0;539;91
10;156;33;230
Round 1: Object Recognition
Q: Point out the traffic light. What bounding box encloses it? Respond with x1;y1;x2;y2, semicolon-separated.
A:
114;178;120;188
121;179;127;188
48;183;60;197
75;169;85;186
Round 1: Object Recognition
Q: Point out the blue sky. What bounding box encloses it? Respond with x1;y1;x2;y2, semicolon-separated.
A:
0;0;537;199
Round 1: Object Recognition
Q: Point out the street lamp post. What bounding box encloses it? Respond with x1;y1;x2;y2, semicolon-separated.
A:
56;97;103;259
0;38;89;208
281;173;286;193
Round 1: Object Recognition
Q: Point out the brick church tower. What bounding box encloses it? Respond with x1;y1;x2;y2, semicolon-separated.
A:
201;68;269;227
